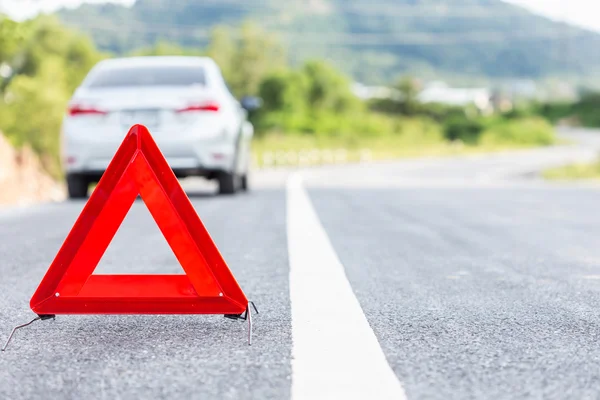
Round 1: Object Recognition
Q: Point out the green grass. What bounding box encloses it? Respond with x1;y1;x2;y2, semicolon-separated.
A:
251;132;556;168
250;115;558;168
543;161;600;180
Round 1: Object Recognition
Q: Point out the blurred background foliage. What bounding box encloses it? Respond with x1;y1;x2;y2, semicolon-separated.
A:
0;16;103;176
55;0;600;85
0;14;583;176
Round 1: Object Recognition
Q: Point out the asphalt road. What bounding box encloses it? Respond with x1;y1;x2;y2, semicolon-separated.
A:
2;128;600;399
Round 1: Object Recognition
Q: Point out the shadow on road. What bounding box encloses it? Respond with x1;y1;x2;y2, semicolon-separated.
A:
184;190;217;199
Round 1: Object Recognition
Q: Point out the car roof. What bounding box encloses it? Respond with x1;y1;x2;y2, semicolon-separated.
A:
94;56;216;69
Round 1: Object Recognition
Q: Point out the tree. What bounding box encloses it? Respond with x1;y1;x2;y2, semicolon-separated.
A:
0;17;27;64
207;22;286;98
7;16;101;93
0;17;32;92
206;26;235;83
0;16;103;176
259;70;307;112
1;56;70;175
301;60;359;113
395;77;421;115
133;40;204;57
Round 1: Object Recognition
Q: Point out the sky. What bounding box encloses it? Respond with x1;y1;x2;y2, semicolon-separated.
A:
2;0;600;33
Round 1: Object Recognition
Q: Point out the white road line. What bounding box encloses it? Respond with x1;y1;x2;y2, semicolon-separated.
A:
287;173;407;400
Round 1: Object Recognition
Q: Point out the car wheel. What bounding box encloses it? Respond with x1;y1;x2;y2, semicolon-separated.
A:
218;171;237;195
240;174;249;192
66;174;89;199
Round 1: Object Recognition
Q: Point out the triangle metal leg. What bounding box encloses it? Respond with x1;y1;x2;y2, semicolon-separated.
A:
223;301;259;346
247;304;253;346
1;315;55;352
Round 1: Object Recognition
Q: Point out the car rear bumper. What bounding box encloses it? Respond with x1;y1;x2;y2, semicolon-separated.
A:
64;135;237;177
68;165;225;182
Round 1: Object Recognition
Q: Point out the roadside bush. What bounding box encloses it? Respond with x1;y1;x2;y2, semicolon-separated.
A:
535;101;574;124
421;103;467;123
394;117;445;146
443;115;484;144
368;98;466;123
573;93;600;127
535;93;600;128
502;105;536;120
479;117;555;147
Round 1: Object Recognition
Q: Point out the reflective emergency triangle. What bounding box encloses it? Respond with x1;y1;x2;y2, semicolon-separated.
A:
30;124;248;315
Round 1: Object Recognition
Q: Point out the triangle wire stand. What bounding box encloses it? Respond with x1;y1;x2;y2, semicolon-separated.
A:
1;314;55;351
1;302;259;351
225;301;259;345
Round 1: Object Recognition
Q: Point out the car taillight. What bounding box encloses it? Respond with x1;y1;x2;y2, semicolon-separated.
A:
68;105;107;116
176;102;220;113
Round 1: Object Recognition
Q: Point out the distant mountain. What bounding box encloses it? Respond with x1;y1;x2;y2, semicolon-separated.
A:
57;0;600;84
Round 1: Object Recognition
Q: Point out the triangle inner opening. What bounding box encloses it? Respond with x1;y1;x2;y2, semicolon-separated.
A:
94;198;183;275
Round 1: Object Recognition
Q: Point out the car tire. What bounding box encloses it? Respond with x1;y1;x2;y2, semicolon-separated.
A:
218;171;237;195
240;174;249;192
66;174;89;199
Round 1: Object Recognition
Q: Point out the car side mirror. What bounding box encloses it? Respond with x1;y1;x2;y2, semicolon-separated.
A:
240;96;262;111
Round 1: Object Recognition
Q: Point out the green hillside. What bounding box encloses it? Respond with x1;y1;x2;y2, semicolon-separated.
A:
56;0;600;83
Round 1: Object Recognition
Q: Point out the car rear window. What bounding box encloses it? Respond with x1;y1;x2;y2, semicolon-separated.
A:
85;66;206;88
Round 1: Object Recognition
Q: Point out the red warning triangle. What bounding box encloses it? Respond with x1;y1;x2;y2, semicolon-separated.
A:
30;125;248;315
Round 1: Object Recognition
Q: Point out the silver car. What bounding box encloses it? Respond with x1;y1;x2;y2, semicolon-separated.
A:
61;56;259;198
